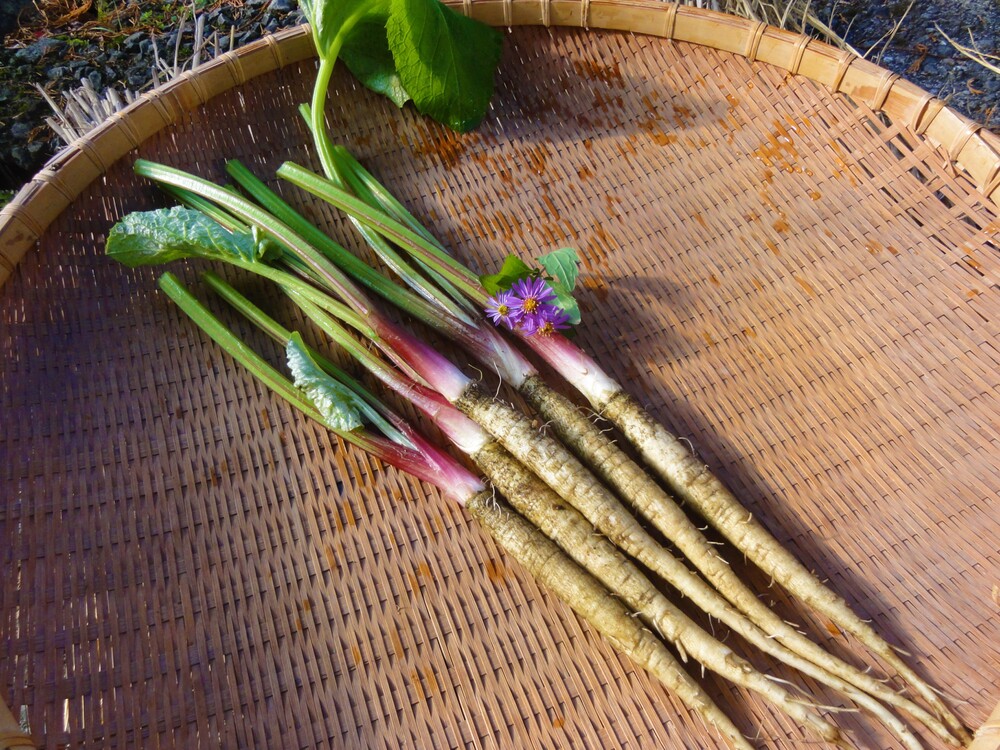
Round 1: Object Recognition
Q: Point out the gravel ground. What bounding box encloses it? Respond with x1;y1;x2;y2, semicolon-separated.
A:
0;0;305;189
813;0;998;128
0;0;996;192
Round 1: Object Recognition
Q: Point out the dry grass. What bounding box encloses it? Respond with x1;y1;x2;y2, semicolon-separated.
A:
714;0;857;51
8;0;247;46
937;25;1000;76
36;0;234;142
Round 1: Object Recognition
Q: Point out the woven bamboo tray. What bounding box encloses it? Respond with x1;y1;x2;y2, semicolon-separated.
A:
1;2;998;748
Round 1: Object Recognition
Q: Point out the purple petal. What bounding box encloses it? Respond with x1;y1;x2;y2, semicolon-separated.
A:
516;310;543;335
485;290;519;328
509;277;556;311
542;305;571;328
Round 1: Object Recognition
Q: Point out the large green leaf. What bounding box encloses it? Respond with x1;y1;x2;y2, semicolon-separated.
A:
106;206;259;267
386;0;502;132
341;17;411;108
301;0;388;58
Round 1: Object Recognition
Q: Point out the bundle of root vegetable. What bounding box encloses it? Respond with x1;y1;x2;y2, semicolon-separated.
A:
102;1;979;747
106;146;975;748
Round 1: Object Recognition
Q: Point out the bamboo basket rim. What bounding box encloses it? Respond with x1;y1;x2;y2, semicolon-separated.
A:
0;0;998;293
1;2;998;747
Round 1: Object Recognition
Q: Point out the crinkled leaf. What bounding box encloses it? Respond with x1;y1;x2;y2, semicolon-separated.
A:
549;279;581;326
386;0;502;132
286;334;365;431
106;206;258;267
479;254;534;295
301;0;388;58
341;16;411;107
537;247;580;291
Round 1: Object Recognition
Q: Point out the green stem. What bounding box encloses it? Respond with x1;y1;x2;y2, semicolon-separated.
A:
278;161;488;305
297;113;475;324
289;289;403;392
327;145;478;318
201;270;412;448
220;255;374;339
158;272;319;420
164;272;481;495
160;184;250;234
135;159;374;317
202;270;360;395
161;271;405;459
225;159;472;329
310;55;341;179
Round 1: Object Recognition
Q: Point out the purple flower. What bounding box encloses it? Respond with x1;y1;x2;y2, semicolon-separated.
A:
509;277;557;317
507;277;558;334
533;306;571;337
486;276;572;336
485;290;518;329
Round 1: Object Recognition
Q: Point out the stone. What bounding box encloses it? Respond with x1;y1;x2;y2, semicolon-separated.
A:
126;64;149;89
124;31;146;49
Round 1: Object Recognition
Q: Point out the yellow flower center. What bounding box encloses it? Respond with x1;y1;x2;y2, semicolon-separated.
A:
537;322;555;337
522;297;539;313
497;304;509;316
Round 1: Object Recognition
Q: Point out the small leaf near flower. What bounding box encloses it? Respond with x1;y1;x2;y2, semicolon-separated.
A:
537;247;580;292
479;254;534;295
547;279;581;326
480;250;582;335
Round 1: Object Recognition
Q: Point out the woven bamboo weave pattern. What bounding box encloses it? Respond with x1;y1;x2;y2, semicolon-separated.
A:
1;10;998;750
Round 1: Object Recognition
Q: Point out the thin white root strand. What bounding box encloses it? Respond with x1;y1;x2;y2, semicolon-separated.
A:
673;640;689;663
786;699;859;715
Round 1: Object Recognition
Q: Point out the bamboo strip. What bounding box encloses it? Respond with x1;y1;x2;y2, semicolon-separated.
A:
0;696;33;750
969;700;1000;750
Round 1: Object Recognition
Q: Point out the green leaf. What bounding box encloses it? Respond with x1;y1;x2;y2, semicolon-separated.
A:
301;0;388;58
479;254;534;295
340;17;411;108
537;247;580;291
386;0;502;132
106;206;258;267
286;334;365;431
549;279;581;326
